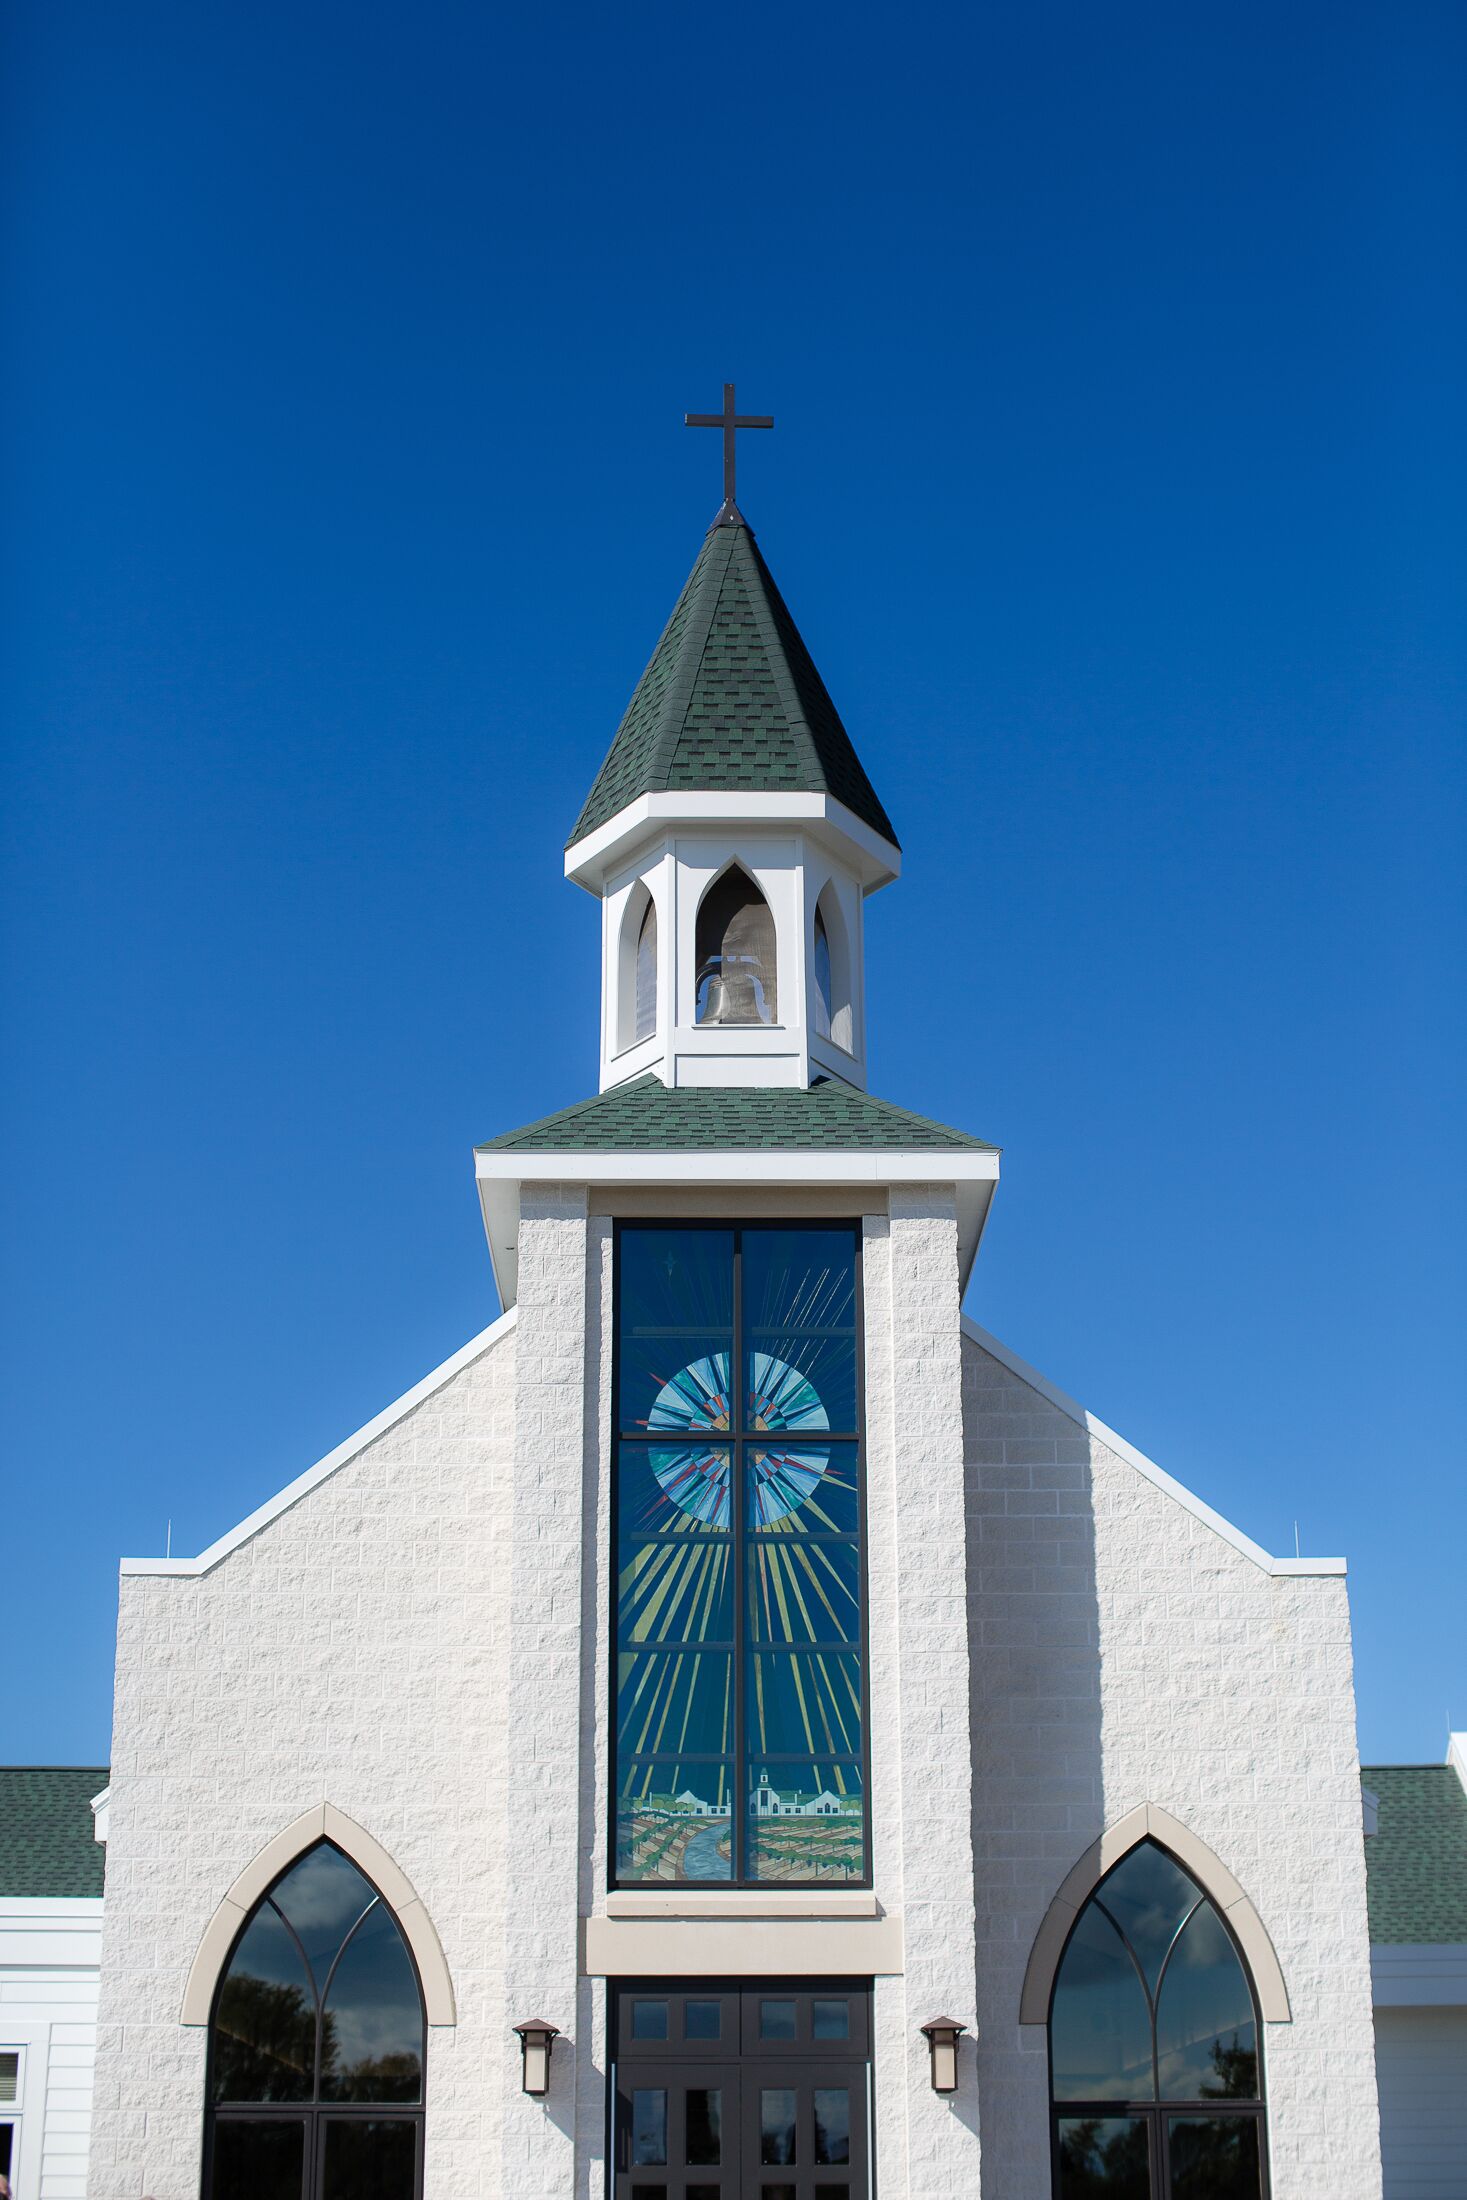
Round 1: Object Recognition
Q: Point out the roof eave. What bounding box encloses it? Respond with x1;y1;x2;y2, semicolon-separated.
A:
475;1147;997;1310
564;791;901;896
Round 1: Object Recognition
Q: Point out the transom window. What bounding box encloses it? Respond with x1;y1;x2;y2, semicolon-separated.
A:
205;1840;424;2200
613;1224;867;1885
1050;1839;1269;2198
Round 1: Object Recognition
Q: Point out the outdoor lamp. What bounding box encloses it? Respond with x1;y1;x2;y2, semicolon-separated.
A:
513;2017;560;2095
919;2015;967;2093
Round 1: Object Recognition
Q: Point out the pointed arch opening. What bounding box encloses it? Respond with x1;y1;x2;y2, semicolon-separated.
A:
617;883;659;1052
812;885;854;1053
695;864;777;1025
203;1836;425;2200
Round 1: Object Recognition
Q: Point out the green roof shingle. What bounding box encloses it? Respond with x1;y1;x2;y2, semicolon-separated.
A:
0;1766;108;1898
568;517;898;850
1361;1765;1467;1944
479;1075;995;1155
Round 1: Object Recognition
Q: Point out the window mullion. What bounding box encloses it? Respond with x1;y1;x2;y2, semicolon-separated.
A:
732;1226;746;1884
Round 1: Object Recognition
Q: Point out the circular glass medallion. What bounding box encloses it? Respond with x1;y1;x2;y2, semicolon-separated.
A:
647;1350;830;1529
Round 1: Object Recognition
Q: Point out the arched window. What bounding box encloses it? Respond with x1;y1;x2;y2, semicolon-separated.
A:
695;867;777;1025
634;896;657;1043
1049;1839;1268;2199
811;887;854;1053
812;906;833;1039
206;1840;424;2200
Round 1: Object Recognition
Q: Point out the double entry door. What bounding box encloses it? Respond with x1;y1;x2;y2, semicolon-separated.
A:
611;1982;872;2200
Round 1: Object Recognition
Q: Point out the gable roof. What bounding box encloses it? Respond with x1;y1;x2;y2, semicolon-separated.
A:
0;1766;109;1898
567;516;898;851
1360;1764;1467;1943
477;1075;994;1155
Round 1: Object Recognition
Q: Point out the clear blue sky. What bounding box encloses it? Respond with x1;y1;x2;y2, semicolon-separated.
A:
2;1;1462;1768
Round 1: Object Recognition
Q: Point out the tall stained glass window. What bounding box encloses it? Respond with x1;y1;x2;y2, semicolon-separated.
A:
1049;1839;1269;2199
614;1224;866;1885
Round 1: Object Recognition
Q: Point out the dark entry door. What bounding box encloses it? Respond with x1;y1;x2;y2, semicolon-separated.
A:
612;1984;871;2200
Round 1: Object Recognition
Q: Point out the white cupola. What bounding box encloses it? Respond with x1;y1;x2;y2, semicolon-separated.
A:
564;507;900;1092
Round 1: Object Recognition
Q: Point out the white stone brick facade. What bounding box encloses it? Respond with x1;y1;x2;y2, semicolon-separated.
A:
87;1186;1381;2199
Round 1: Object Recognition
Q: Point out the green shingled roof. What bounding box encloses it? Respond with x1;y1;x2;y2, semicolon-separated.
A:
1361;1765;1467;1944
567;516;899;850
479;1075;995;1154
0;1767;108;1898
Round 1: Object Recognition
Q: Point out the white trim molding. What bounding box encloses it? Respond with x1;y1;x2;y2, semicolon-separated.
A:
961;1316;1346;1578
180;1803;456;2027
1019;1802;1291;2026
1371;1943;1467;2007
122;1310;517;1579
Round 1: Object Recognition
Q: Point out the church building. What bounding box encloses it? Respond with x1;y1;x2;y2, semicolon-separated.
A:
87;410;1384;2200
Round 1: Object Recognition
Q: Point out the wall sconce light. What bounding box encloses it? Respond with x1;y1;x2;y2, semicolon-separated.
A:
919;2015;967;2093
513;2017;560;2096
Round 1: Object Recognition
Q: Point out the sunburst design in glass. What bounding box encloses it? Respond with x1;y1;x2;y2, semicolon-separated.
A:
646;1349;831;1528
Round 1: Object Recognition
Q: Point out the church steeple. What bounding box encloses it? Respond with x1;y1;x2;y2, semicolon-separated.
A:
565;502;901;1095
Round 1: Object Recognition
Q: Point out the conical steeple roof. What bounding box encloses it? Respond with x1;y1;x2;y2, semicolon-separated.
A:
567;514;898;850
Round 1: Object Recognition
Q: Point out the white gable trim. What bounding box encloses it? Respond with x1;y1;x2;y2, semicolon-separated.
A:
121;1309;518;1580
961;1315;1346;1578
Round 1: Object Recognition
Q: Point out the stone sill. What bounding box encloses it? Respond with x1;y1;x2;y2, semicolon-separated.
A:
604;1890;882;1921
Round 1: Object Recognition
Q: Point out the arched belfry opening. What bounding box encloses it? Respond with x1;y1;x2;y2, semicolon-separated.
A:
616;885;659;1053
695;865;778;1026
812;885;854;1053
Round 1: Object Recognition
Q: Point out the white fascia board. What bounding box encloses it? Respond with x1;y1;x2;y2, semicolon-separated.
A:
0;1897;105;1922
120;1309;518;1580
959;1315;1347;1579
1371;1943;1467;2006
565;792;901;894
90;1785;110;1843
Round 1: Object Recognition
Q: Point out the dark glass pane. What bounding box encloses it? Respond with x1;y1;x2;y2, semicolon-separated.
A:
813;2088;850;2165
632;2088;667;2165
616;1762;733;1882
618;1230;733;1441
212;1906;316;2103
742;1231;858;1437
620;1443;736;1548
319;1901;423;2102
760;2087;797;2164
631;2188;666;2200
270;1846;378;1989
684;1999;721;2040
320;2118;417;2200
1156;1903;1259;2101
618;1647;734;1760
1168;2115;1263;2197
759;1999;797;2040
747;1760;865;1883
1051;1903;1155;2102
1096;1842;1200;1997
746;1497;860;1645
762;2188;797;2200
686;2087;722;2164
687;2188;721;2200
812;1998;850;2040
747;1651;861;1758
1056;2116;1151;2198
210;2118;305;2200
630;2001;668;2041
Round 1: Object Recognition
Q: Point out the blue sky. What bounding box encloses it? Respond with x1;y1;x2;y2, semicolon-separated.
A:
2;0;1462;1767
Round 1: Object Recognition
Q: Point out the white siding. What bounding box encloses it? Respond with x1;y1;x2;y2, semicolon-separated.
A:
0;1900;103;2200
1375;2006;1467;2200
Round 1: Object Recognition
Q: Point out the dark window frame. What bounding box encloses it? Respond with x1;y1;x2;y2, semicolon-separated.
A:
1046;1840;1271;2200
202;1840;426;2200
610;1220;872;1890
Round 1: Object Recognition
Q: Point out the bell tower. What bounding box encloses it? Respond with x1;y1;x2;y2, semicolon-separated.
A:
565;467;900;1092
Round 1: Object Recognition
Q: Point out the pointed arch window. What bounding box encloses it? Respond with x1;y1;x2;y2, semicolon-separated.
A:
812;907;834;1039
1049;1839;1268;2198
205;1840;424;2200
695;868;777;1025
634;897;658;1043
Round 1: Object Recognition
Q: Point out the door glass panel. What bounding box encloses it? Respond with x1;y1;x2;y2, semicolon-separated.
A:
685;1999;721;2039
812;1998;850;2040
686;2088;722;2164
211;2119;306;2200
762;2188;797;2200
1051;1903;1155;2101
631;2001;669;2041
813;2087;850;2164
760;2087;798;2163
1056;2116;1151;2196
631;2088;668;2165
1168;2115;1263;2198
320;2119;417;2200
759;1999;796;2040
687;2189;721;2200
630;2189;666;2200
1155;1904;1259;2100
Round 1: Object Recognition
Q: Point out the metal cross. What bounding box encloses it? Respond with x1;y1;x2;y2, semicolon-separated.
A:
685;383;773;511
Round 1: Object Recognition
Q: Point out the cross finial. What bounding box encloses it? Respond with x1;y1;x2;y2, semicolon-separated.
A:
685;383;773;524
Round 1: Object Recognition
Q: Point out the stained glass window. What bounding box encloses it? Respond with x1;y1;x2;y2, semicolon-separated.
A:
614;1224;866;1884
206;1841;424;2200
1049;1840;1268;2199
